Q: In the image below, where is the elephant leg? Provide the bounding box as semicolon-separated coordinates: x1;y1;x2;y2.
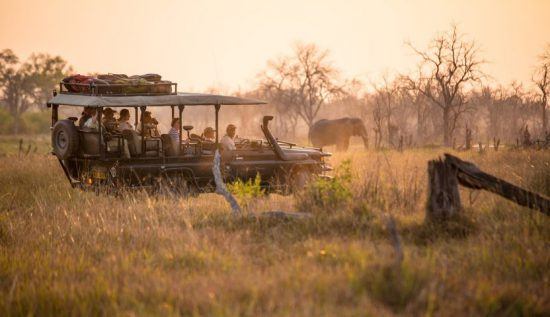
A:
336;138;350;151
342;138;350;151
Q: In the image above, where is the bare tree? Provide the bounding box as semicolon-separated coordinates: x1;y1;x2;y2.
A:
372;74;399;147
0;49;71;133
257;43;343;130
406;25;484;146
533;45;550;134
371;94;384;149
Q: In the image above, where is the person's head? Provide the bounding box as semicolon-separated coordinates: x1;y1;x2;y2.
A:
203;127;215;139
119;109;130;121
226;124;236;138
83;106;96;116
103;107;116;119
171;118;180;128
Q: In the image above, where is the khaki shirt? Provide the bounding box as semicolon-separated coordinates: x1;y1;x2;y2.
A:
220;135;236;151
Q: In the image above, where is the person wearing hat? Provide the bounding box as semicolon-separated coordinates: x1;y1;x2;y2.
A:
102;108;118;131
202;126;216;142
220;124;237;151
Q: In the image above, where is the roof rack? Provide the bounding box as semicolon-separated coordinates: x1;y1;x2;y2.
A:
58;81;177;96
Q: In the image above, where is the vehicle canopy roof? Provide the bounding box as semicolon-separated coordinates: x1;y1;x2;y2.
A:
47;92;267;107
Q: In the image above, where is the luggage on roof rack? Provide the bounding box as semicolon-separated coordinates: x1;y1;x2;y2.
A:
60;73;176;96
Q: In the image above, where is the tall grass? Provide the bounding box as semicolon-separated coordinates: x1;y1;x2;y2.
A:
0;143;549;316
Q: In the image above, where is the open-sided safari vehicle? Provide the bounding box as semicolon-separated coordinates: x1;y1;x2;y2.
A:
46;79;331;194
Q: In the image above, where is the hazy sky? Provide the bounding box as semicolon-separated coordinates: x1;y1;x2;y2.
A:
1;0;549;92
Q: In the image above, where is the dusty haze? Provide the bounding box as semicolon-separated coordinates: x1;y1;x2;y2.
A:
1;0;549;91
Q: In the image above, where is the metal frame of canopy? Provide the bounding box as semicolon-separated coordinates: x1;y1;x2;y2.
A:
47;89;267;158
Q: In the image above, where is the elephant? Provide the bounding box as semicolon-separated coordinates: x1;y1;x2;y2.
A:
308;117;368;151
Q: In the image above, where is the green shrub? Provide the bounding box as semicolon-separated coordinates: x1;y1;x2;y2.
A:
0;108;14;134
228;173;265;207
296;160;353;212
21;110;50;134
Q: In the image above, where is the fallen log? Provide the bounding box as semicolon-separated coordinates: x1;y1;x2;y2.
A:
426;153;550;221
444;154;550;216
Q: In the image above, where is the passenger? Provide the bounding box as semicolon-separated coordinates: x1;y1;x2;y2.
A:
202;127;215;142
137;111;160;137
117;109;133;131
78;106;95;128
83;110;99;130
220;124;237;151
102;108;118;131
168;118;180;144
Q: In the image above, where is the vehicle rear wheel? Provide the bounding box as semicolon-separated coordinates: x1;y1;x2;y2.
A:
157;172;198;198
52;119;79;159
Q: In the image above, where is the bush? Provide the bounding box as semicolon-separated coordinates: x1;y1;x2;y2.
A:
21;111;50;134
296;160;353;212
0;108;14;134
351;262;427;312
0;108;50;135
228;173;265;207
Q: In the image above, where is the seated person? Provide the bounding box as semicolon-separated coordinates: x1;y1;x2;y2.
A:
220;124;237;151
168;118;180;144
102;108;118;131
201;127;216;142
117;109;133;131
83;111;99;130
78;107;96;128
137;111;160;137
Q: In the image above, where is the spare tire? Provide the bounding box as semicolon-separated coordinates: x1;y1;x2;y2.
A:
52;119;79;159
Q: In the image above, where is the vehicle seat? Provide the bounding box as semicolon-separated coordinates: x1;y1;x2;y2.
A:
79;128;100;155
189;133;202;141
121;130;159;157
122;130;140;156
161;134;179;156
144;139;160;157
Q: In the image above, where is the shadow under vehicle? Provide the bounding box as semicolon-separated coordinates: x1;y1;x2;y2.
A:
47;81;331;194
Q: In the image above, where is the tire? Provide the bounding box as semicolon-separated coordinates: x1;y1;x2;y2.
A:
52;119;79;159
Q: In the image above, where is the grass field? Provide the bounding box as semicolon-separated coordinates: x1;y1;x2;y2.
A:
0;136;549;316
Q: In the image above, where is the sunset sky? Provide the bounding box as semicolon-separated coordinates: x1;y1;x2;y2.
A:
1;0;549;92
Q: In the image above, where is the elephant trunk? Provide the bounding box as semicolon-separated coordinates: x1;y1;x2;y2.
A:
356;124;368;149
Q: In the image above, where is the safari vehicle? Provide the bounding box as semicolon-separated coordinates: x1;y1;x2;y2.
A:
46;80;331;194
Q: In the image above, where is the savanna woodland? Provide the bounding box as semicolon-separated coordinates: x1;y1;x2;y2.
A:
1;1;549;316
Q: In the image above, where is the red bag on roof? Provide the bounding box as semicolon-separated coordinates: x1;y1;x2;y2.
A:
62;75;109;93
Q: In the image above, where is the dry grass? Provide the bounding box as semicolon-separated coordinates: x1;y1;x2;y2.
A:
0;139;549;316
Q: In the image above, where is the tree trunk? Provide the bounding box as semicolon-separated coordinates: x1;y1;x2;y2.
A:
426;158;462;222
443;107;451;147
542;97;547;134
12;98;21;135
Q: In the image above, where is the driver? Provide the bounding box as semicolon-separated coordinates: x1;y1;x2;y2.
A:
220;124;237;151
